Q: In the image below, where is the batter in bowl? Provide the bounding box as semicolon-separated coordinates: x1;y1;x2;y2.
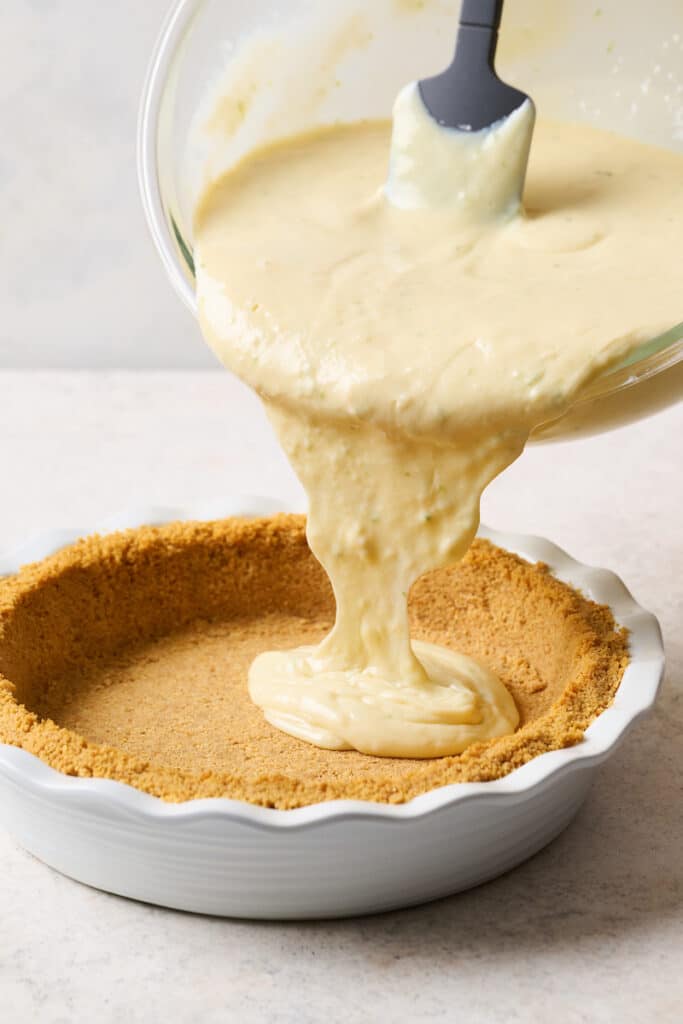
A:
194;94;682;757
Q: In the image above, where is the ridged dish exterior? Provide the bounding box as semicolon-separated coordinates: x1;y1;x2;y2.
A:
0;499;665;919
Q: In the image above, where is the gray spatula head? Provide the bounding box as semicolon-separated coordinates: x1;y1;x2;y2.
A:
419;0;529;131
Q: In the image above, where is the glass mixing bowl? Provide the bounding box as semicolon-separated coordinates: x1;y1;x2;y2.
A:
138;0;683;440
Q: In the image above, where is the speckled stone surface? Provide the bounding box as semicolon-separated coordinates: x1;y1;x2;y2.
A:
1;372;681;1023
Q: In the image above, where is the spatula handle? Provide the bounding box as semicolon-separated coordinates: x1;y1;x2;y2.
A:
454;0;504;76
460;0;504;30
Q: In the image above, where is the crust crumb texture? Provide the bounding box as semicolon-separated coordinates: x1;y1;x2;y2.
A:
0;515;630;809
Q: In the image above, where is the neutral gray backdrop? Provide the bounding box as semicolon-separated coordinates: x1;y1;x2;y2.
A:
2;0;214;368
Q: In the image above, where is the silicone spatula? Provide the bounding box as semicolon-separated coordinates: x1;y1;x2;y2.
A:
419;0;530;131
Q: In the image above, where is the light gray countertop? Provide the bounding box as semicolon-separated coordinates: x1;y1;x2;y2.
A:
2;0;211;370
1;371;681;1023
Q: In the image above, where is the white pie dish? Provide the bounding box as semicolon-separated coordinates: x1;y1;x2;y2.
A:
0;498;664;919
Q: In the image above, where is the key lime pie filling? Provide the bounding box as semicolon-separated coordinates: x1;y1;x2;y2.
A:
194;96;681;759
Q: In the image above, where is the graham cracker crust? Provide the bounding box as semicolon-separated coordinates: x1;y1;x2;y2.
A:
0;515;629;809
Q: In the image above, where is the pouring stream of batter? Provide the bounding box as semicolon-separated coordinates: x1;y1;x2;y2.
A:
194;87;682;757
